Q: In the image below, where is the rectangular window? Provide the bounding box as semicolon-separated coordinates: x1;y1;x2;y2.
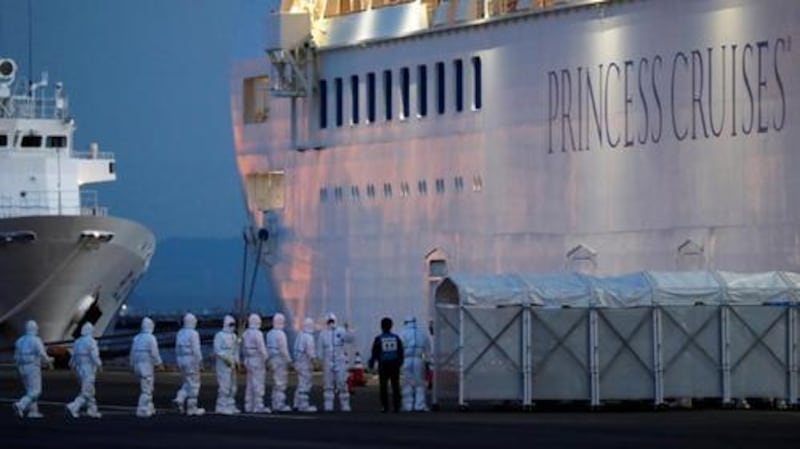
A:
436;62;445;115
335;77;344;127
400;67;410;119
350;75;360;125
46;135;67;148
383;70;393;121
472;56;482;110
0;134;8;147
454;59;464;112
319;79;328;129
417;65;428;117
21;135;42;148
367;72;376;123
243;75;270;124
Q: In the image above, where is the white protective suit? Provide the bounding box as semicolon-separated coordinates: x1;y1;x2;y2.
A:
292;317;317;412
214;315;240;415
129;317;163;417
66;322;103;418
319;313;354;412
174;312;205;416
241;313;270;413
266;313;292;412
13;320;54;418
400;316;432;411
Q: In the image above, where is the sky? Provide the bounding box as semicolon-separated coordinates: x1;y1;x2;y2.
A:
0;0;255;239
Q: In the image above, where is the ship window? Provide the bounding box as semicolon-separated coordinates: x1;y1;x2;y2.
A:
243;75;270;124
0;135;7;147
335;77;344;127
351;185;360;200
418;65;428;118
400;182;410;197
367;184;376;198
454;59;464;112
46;135;67;148
21;134;42;148
350;75;359;125
383;70;393;121
436;62;445;114
383;183;392;197
472;175;483;192
418;180;428;195
472;56;482;110
319;79;328;129
366;72;376;123
334;186;343;200
454;176;464;192
429;259;448;277
435;178;445;194
400;67;410;119
320;187;329;202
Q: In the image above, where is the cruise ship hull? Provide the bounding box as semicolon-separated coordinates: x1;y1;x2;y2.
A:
233;0;800;342
0;215;154;345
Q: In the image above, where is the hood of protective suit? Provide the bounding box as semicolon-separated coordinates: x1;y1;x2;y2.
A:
141;317;155;334
272;313;286;330
25;320;38;336
223;315;236;333
325;312;337;328
302;317;315;333
183;312;198;329
81;322;94;337
248;313;262;329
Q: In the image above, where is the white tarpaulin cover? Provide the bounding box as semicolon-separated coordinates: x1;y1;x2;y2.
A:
436;271;800;308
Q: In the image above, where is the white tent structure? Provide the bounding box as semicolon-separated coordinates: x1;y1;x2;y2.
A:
434;271;800;408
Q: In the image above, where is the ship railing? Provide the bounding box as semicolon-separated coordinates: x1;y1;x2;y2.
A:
72;150;115;161
0;190;107;218
313;0;588;20
0;79;70;120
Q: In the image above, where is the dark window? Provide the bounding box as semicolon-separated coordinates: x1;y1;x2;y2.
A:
335;77;343;127
350;75;359;124
367;184;375;198
21;135;42;148
0;135;7;146
435;178;445;194
454;59;464;112
351;186;360;200
472;57;482;110
320;187;329;202
418;65;428;117
454;176;464;192
46;135;67;148
334;186;343;200
383;183;392;197
367;72;376;123
401;67;410;119
383;70;393;121
436;62;445;115
319;79;328;129
418;180;428;195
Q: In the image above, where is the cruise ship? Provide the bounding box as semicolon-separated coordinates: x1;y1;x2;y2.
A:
0;58;155;346
231;0;799;342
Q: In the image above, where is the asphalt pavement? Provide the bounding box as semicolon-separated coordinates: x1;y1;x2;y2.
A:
1;366;799;449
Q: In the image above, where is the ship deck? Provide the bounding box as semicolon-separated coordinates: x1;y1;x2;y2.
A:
1;366;799;448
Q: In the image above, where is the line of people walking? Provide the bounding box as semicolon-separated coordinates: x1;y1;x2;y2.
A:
12;311;431;419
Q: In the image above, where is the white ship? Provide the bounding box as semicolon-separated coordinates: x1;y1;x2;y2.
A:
231;0;800;342
0;58;155;345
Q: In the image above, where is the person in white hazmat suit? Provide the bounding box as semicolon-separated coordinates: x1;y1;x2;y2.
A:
13;320;54;418
242;313;270;413
129;317;163;418
400;316;432;412
319;313;354;412
266;312;292;412
173;312;205;416
214;315;240;415
293;317;318;412
66;322;103;418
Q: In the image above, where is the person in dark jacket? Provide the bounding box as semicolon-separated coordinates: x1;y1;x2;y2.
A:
369;317;404;413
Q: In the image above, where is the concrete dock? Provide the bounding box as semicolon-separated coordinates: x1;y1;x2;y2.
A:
1;366;799;449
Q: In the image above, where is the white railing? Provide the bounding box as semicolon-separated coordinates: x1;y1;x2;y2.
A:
0;190;107;218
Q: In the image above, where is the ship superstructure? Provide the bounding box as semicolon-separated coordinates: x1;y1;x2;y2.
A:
232;0;800;348
0;58;155;344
